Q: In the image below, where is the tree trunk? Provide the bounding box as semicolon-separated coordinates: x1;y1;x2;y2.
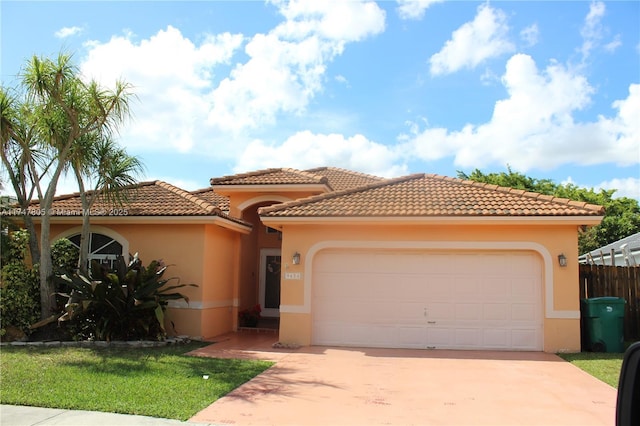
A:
75;169;91;276
24;214;40;266
78;211;91;276
38;212;55;318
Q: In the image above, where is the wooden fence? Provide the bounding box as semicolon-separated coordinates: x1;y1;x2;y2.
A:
579;264;640;341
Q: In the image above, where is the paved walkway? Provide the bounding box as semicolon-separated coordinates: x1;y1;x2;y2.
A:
0;404;213;426
2;331;618;425
188;332;617;426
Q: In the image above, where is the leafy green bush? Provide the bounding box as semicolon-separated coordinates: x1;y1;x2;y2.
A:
56;254;196;341
51;238;79;274
0;230;40;339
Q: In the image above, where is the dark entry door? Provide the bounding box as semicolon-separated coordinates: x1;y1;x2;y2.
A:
260;249;281;317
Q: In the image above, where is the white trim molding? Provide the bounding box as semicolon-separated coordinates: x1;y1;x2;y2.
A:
279;240;579;320
167;299;233;309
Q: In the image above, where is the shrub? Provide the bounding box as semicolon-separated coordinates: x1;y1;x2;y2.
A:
56;254;197;341
0;230;40;339
51;238;79;274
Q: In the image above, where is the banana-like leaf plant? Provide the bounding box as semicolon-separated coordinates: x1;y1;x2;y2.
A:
56;254;196;341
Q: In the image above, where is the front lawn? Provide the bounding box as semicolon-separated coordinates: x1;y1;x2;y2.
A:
558;352;624;388
0;342;273;421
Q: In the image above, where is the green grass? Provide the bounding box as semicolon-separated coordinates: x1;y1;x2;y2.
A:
558;352;624;388
0;342;273;421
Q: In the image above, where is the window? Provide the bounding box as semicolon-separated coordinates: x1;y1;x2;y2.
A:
68;232;123;270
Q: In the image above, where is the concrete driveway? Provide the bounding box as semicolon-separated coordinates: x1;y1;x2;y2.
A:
188;332;616;426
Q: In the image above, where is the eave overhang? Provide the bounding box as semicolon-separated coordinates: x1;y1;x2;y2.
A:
260;215;605;228
30;215;253;234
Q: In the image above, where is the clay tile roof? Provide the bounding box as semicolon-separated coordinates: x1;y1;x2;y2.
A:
26;181;240;218
189;188;230;212
304;167;384;191
209;168;328;186
259;173;605;218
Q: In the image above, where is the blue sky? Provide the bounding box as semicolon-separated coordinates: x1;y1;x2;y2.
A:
1;0;639;199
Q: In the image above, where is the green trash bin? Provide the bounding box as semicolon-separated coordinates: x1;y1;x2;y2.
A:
581;297;626;353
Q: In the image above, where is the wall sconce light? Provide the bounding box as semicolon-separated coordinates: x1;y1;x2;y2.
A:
558;254;567;267
292;252;301;265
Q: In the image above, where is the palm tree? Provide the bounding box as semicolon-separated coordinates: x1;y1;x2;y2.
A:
0;87;45;265
68;133;144;275
19;53;134;319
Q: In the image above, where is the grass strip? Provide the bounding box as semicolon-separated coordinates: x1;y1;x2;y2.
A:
558;352;624;388
0;342;273;420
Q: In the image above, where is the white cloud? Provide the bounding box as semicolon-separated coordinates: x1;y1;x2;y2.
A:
55;26;83;39
75;1;385;163
207;0;385;133
604;34;622;53
402;54;640;171
429;3;514;76
597;177;640;200
578;2;621;61
80;26;244;154
335;74;349;86
234;131;406;178
580;1;606;61
396;0;443;21
520;24;539;47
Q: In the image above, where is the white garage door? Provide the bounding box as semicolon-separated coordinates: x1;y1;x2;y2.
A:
312;250;543;351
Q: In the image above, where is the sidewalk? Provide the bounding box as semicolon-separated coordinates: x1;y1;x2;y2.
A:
0;405;219;426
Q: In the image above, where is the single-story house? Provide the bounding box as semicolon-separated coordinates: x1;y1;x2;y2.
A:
579;232;640;267
29;167;604;352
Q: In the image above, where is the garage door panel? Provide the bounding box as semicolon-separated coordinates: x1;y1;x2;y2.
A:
455;304;482;321
455;328;482;347
426;327;455;347
483;278;510;300
453;277;481;299
397;327;428;349
511;303;538;321
312;250;543;351
483;303;510;321
511;329;540;350
426;303;454;320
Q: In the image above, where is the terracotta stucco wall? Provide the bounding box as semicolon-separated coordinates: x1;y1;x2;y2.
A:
47;222;238;339
274;223;582;353
199;224;240;338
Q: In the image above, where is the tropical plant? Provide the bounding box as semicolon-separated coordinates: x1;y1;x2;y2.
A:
0;87;43;265
2;53;134;319
51;238;79;274
68;133;144;275
56;254;197;341
0;230;40;339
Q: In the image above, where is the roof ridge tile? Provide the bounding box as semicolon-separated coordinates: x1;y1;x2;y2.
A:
210;168;283;185
306;166;384;182
283;168;327;184
258;173;424;215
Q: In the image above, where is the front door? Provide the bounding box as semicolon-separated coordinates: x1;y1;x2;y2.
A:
259;248;281;317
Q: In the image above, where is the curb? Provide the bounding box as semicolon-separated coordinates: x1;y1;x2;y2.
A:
0;335;192;348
